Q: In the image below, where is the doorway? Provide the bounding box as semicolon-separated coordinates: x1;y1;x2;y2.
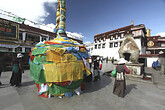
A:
123;53;131;61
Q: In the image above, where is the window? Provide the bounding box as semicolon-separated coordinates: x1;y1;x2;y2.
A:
42;37;47;41
19;33;22;40
25;48;31;53
99;38;101;42
103;37;106;42
95;45;97;49
115;34;118;39
110;36;113;40
26;34;40;43
158;42;161;47
114;42;118;47
98;44;101;49
109;43;113;48
146;51;151;54
15;47;22;52
150;50;154;54
155;50;159;54
121;33;124;38
35;37;40;42
102;43;105;48
8;48;12;51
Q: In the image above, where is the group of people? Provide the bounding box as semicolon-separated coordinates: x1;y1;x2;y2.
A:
88;56;102;81
1;52;130;98
0;53;24;87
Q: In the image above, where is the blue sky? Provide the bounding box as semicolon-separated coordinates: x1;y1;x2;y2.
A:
0;0;165;44
46;0;165;43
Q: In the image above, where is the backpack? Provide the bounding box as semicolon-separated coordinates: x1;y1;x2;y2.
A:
116;65;125;80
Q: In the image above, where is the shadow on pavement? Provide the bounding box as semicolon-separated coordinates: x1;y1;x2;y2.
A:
21;80;35;87
125;84;137;96
84;75;112;93
0;84;10;88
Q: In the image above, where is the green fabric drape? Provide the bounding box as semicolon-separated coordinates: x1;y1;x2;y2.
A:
31;48;47;56
48;79;83;95
30;62;46;83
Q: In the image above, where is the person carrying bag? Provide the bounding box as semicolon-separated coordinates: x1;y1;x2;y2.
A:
113;58;130;98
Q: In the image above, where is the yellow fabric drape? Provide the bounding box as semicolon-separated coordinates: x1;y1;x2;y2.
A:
49;47;66;56
61;54;77;62
44;61;85;82
46;50;61;63
85;67;91;76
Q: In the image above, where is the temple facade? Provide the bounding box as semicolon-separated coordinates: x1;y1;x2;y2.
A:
0;18;55;53
90;24;147;60
139;35;165;67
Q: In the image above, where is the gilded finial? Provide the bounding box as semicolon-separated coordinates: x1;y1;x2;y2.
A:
131;20;133;25
146;28;151;37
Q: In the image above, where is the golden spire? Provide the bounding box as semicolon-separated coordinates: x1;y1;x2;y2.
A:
131;20;134;25
146;28;151;37
96;33;98;35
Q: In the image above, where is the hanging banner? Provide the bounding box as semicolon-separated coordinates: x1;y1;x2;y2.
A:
0;19;19;39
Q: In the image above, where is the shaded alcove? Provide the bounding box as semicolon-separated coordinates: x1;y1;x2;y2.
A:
123;53;131;61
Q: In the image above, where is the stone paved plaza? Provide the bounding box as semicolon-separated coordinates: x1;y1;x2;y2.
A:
0;62;165;110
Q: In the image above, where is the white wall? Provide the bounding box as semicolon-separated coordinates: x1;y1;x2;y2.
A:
147;57;158;67
92;32;145;60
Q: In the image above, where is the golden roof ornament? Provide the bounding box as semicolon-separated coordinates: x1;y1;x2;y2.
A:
131;20;134;25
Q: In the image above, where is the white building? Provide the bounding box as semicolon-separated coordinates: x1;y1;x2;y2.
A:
92;24;147;60
86;43;94;57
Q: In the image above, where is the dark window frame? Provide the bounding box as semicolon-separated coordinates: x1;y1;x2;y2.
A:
109;43;113;48
114;42;118;47
102;43;106;48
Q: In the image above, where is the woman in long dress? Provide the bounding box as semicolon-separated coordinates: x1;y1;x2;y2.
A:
113;58;130;98
10;53;24;87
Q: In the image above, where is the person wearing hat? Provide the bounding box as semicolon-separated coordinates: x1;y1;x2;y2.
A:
113;58;130;98
10;53;24;87
93;56;102;81
89;57;92;69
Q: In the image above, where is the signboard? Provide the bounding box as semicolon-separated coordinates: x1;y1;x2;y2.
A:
147;41;154;47
0;19;18;39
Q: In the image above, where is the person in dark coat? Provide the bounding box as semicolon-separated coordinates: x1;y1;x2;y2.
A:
10;53;24;87
113;58;130;98
89;57;92;69
93;57;102;81
106;56;108;63
0;53;7;85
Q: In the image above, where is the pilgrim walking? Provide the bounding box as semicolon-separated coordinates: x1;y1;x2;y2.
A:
113;58;130;98
0;53;6;86
93;57;102;81
10;53;24;87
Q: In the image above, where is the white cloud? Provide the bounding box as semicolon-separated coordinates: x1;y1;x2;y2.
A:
157;32;165;37
84;41;92;46
0;0;84;36
66;31;84;41
0;0;57;32
40;23;56;32
47;2;57;10
40;18;45;22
